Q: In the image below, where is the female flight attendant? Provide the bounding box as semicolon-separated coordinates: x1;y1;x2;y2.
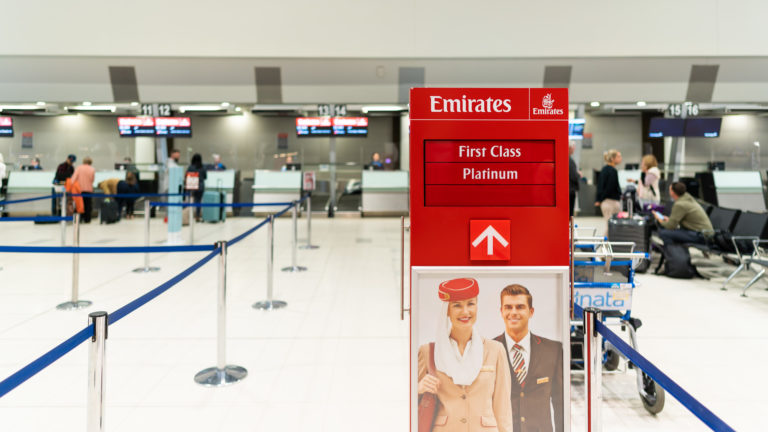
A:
418;278;512;432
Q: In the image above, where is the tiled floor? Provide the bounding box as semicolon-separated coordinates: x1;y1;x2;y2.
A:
0;215;765;431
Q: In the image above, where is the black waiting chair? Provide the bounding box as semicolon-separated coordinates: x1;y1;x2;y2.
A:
708;207;740;233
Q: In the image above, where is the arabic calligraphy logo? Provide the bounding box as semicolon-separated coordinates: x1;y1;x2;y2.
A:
542;93;554;109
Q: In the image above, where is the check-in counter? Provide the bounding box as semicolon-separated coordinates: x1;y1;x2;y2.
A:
5;171;56;215
361;171;409;216
205;170;237;215
713;171;766;212
252;170;302;214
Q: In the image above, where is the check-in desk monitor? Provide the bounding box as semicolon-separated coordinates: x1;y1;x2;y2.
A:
6;171;56;215
713;171;766;212
361;170;409;216
252;170;302;214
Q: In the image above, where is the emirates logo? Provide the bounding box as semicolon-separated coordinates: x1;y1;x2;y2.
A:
542;93;554;109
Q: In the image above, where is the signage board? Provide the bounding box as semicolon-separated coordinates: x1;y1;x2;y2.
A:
303;171;316;191
0;116;13;137
118;117;156;137
409;88;570;432
155;117;192;138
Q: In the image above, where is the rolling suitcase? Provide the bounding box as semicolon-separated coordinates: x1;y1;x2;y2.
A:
607;216;652;273
100;198;120;224
201;191;225;223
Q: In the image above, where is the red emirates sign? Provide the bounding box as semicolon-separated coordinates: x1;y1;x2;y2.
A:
470;220;510;261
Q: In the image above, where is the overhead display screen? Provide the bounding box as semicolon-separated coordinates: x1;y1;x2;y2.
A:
155;117;192;138
332;117;368;136
118;117;156;137
297;117;369;137
296;117;333;136
569;118;584;139
0;116;13;137
685;118;722;137
648;118;685;138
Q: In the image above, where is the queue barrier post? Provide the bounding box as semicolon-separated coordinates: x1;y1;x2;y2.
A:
253;215;287;311
281;202;307;273
60;187;67;247
584;307;603;432
57;213;92;310
194;240;248;386
189;205;195;245
87;311;108;432
133;200;160;273
299;195;319;250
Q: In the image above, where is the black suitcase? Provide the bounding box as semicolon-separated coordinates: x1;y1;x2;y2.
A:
607;216;652;273
100;198;120;224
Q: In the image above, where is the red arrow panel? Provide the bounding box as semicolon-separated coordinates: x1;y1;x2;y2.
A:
470;220;510;260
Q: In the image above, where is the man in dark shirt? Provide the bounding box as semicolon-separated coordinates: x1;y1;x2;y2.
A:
568;144;580;217
52;154;76;214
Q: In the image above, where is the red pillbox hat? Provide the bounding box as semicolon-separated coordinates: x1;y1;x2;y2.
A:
438;278;479;301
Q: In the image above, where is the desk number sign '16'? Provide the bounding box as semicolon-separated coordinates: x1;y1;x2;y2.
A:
409;88;570;432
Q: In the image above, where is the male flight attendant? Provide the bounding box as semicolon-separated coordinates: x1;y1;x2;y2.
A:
495;284;563;432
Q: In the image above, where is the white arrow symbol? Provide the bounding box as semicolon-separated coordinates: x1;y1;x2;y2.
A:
472;225;509;255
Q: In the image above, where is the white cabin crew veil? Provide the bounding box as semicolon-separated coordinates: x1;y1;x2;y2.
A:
433;302;484;386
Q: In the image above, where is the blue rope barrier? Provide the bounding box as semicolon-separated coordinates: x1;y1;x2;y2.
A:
110;248;220;325
0;325;94;398
574;282;634;288
150;201;292;208
0;247;221;399
274;204;294;218
0;195;59;205
574;260;634;267
0;216;73;223
594;320;735;432
0;245;215;254
69;193;186;198
572;303;736;431
228;217;270;247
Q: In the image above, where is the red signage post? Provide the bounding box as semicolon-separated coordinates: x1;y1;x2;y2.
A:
410;88;571;432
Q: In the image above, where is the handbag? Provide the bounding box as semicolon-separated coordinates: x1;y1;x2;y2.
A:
418;343;439;432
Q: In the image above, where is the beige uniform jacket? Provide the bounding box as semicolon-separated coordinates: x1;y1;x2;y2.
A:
418;339;513;432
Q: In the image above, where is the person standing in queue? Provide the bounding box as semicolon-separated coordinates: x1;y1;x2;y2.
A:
495;284;563;432
418;278;512;432
568;144;581;217
116;172;140;219
628;154;661;205
595;149;622;222
70;156;95;223
185;153;207;221
52;154;76;215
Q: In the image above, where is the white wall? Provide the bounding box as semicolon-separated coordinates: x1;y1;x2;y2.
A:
578;114;643;177
2;0;768;58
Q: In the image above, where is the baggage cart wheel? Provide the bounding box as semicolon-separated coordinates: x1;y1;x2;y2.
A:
640;372;665;414
604;347;620;371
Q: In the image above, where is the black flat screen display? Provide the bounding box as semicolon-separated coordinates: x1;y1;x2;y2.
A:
155;117;192;138
118;117;156;137
684;118;722;137
648;118;685;138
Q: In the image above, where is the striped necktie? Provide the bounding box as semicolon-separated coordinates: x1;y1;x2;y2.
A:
511;344;527;385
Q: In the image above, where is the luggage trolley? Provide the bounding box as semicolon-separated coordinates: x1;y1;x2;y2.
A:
570;234;666;415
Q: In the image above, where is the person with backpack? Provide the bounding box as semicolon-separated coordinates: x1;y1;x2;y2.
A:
652;182;712;246
185;153;207;221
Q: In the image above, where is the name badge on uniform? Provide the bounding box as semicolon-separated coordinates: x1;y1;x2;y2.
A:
537;377;549;384
480;365;495;372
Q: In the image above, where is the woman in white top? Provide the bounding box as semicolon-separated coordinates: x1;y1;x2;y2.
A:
629;154;661;204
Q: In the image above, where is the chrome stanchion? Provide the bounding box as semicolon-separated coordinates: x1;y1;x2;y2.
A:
195;241;248;386
282;202;307;272
132;200;160;273
60;187;67;246
299;195;319;250
57;213;92;310
87;311;108;432
188;205;195;245
584;307;603;432
254;215;287;310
